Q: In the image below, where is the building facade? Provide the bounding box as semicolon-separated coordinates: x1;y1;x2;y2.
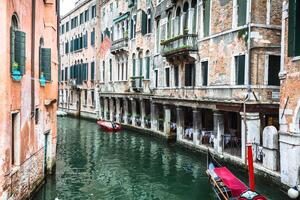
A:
0;0;59;199
59;0;300;188
279;0;300;187
59;0;97;119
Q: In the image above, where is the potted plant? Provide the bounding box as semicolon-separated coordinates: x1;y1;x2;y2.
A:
40;72;46;87
12;61;22;81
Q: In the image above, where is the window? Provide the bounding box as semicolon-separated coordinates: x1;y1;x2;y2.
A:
84;31;88;48
85;9;89;22
66;21;69;32
10;14;26;76
156;19;160;53
91;28;95;46
139;54;143;77
237;0;247;26
109;59;112;81
61;69;64;81
235;55;245;85
40;48;52;81
61;24;65;34
183;2;189;30
92;5;96;18
35;108;39;125
185;64;195;87
165;68;170;87
84;90;87;105
167;12;172;38
110;3;113;11
65;41;69;54
155;70;158;87
203;0;210;37
65;67;68;81
288;0;300;57
132;54;136;76
11;112;20;165
201;61;208;86
91;90;95;106
91;61;95;81
268;55;280;86
141;10;148;35
102;61;105;82
191;0;197;33
80;13;84;24
147;9;152;34
145;53;150;79
174;65;179;87
130;15;137;39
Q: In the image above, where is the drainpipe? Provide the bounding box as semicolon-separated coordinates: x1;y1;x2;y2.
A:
31;0;36;116
57;0;61;109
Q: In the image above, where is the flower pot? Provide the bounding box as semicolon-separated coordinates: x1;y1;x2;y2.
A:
12;69;22;81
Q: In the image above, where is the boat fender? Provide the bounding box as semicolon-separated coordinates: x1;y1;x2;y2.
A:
288;187;299;199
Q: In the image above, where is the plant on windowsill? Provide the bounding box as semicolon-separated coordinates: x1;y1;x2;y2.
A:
40;72;46;87
12;62;22;81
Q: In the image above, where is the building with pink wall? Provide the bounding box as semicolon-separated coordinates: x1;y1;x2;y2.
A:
0;0;59;199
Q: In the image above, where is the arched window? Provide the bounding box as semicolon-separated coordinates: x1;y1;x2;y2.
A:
191;0;197;33
145;50;151;79
167;12;172;38
147;9;152;34
156;19;160;53
138;52;143;77
176;7;181;35
11;13;26;77
109;59;112;81
132;53;136;77
183;2;189;31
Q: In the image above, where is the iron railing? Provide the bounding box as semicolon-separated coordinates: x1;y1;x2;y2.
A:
111;37;128;53
161;34;198;56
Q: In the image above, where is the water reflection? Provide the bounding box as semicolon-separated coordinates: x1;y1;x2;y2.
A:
34;117;287;200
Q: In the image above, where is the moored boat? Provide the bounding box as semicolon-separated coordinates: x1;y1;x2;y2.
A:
206;144;267;200
97;120;122;132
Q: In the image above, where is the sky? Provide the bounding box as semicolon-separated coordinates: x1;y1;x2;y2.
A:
60;0;77;16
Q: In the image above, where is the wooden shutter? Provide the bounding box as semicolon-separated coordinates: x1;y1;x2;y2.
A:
10;28;15;73
203;0;210;37
238;0;247;26
236;55;245;85
41;48;51;81
15;31;26;75
288;0;296;57
141;10;147;35
146;57;150;79
91;62;95;80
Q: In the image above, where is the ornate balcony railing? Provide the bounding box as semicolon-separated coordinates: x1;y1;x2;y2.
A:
111;37;129;54
161;33;198;57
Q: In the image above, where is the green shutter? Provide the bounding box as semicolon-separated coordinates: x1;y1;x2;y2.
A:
91;62;95;80
139;58;143;76
130;19;134;39
288;0;296;57
10;28;15;73
133;59;136;76
41;48;51;81
238;0;247;26
203;0;210;37
146;57;150;79
15;31;26;75
141;10;147;35
236;55;245;85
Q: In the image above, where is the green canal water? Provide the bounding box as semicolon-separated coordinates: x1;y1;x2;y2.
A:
33;117;288;200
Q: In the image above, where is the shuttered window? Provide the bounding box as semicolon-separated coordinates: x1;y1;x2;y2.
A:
85;10;89;22
109;60;112;81
185;64;195;87
141;10;147;35
91;62;95;81
203;0;210;37
40;48;51;81
132;58;136;76
61;69;64;81
146;56;150;79
235;55;245;85
139;57;143;77
238;0;247;26
11;29;26;75
288;0;300;57
91;29;95;46
201;61;208;86
65;67;68;81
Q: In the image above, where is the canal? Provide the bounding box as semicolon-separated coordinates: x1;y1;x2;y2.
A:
33;117;288;200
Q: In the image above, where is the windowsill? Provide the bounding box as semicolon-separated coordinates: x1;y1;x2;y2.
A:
292;56;300;62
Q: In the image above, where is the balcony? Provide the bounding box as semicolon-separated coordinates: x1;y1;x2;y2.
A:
111;37;129;54
130;76;144;92
161;33;198;63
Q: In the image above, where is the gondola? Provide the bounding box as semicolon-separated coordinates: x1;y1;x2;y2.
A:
206;144;267;200
97;120;122;132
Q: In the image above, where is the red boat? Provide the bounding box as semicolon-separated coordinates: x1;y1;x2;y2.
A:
97;120;122;132
206;144;267;200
